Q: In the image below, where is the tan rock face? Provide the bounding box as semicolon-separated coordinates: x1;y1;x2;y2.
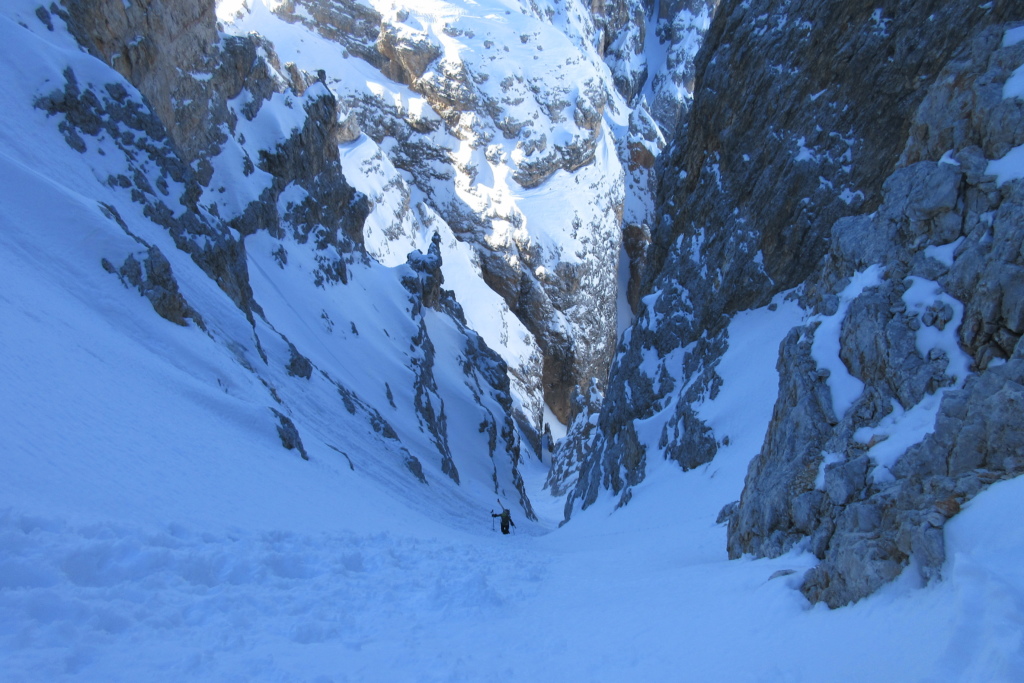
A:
64;0;221;160
60;0;369;301
376;23;442;87
269;0;385;68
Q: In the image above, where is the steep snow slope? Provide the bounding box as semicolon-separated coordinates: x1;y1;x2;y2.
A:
1;0;537;526
5;262;1024;679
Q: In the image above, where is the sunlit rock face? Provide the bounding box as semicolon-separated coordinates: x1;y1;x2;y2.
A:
246;0;626;429
217;0;712;432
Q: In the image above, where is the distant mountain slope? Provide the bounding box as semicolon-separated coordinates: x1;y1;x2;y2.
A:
214;0;712;434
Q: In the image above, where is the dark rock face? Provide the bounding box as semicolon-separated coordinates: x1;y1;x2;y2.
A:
403;233;445;311
725;24;1024;607
649;0;1021;309
546;381;605;500
401;235;457;484
566;0;1024;607
647;0;719;133
396;239;537;518
286;343;314;380
272;409;310;460
590;0;650;103
459;317;539;521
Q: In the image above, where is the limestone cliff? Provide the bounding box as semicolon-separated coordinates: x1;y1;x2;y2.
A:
254;0;625;428
563;0;1024;606
221;0;715;432
726;23;1024;607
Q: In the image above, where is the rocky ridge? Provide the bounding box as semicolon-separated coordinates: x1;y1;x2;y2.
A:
38;0;536;517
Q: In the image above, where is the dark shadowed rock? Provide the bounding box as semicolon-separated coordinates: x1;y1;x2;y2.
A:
727;23;1024;607
102;245;204;328
569;0;1024;524
271;409;309;460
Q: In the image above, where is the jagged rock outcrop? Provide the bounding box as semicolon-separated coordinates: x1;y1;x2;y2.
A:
545;380;605;499
459;314;539;521
53;0;370;321
724;22;1024;607
102;244;204;329
65;0;367;232
271;408;310;460
403;233;445;311
400;237;539;516
257;0;386;70
590;0;650;103
61;0;221;161
567;0;1023;515
34;49;259;318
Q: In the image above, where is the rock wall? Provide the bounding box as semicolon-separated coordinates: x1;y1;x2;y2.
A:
648;0;1020;312
590;0;650;103
564;0;1024;607
726;23;1024;607
63;0;220;161
264;0;627;426
645;0;718;134
58;0;369;322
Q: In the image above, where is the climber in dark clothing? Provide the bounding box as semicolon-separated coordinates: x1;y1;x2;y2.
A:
491;507;515;535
